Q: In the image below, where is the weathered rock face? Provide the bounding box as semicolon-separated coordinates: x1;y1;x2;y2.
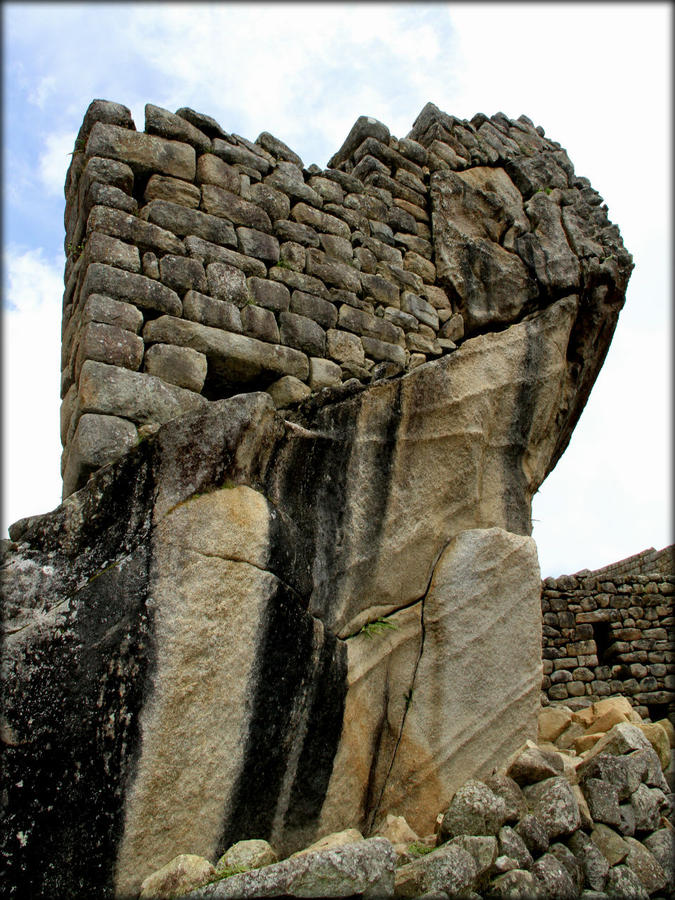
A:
1;103;631;900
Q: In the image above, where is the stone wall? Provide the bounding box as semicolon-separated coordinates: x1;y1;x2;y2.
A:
541;547;674;721
59;98;630;498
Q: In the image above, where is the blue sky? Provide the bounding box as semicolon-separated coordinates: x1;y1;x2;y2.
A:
2;2;672;576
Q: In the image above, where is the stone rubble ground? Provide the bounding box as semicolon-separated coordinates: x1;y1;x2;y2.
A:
139;696;674;900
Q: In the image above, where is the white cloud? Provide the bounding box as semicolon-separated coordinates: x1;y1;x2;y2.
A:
39;130;77;196
28;74;57;108
2;248;64;533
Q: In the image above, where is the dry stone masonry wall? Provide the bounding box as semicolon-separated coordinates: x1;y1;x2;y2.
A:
541;547;674;722
59;99;631;497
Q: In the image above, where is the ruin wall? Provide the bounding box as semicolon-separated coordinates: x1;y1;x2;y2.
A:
541;546;674;720
59;98;627;498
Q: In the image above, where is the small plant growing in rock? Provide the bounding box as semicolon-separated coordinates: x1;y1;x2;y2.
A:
408;841;434;857
359;617;398;639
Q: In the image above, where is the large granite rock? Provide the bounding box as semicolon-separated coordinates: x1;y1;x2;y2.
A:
2;105;632;899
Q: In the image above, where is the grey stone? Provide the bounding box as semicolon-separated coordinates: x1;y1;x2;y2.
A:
319;233;352;262
604;864;649;899
279;241;306;271
182;290;242;333
145;104;211;153
630;783;664;832
360;335;406;366
249;182;291;222
578;753;641;801
484;775;528;823
159;255;207;295
265;164;323;207
62;412;138;495
142;251;159;279
290;291;338;329
86;121;195;180
241;305;280;343
248;277;290;312
279;310;326;357
82;294;144;334
514;814;549;857
498;826;533;870
175;107;229;140
292;203;350;239
328;115;390;168
628;746;670;792
143;315;309;383
338;304;403;345
549;843;584;895
196;154;241;194
440;313;465;342
305;248;361;293
206;262;249;307
78;359;207;428
582;777;622;827
83;231;140;273
326;329;365;365
506;745;564;786
185;236;266;278
142;198;238;247
269;266;329;297
84;182;138;216
274;219;321;247
439;779;508;840
395;844;477;898
308;357;342;390
568;830;609;892
642;828;674;888
81;262;182;316
618;803;636;836
522;777;580;839
256;131;303;168
487;868;537;898
236;226;279;263
87;204;185;255
530;853;577;900
144;174;201;209
143;344;208;393
200;184;272;231
623;835;667;895
447;834;498;884
216;839;278;873
212;137;272;175
75;322;144;379
266;375;311;408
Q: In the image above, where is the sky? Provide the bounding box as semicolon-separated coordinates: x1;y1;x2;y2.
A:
1;2;671;577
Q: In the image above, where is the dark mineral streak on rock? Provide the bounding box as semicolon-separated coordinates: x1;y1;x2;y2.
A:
1;544;155;900
219;579;346;851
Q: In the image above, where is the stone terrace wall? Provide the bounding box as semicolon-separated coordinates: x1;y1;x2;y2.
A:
541;546;674;721
59;99;630;497
578;545;674;580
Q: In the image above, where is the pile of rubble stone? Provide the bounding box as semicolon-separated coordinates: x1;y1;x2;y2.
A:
137;697;674;899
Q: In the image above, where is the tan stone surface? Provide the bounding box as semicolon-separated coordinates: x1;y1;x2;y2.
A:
290;828;364;858
115;488;274;897
139;853;215;900
319;527;541;839
635;722;671;771
538;706;573;743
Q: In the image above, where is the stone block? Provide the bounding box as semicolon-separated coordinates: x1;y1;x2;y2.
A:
308;357;342;390
82;294;144;334
206;262;249;307
319;233;352;262
86;122;195;180
291;203;350;239
401;291;440;329
143;315;309;382
143;344;207;393
144;104;211;152
247;277;290;312
279;311;326;357
159;255;207;295
200;184;272;232
274;219;320;248
266;375;311;407
290;291;338;330
83;231;141;273
361;335;406;366
265;165;323;207
76;322;144;380
212;137;271;174
326;329;365;365
87;205;185;256
241;305;280;343
81;263;182;316
236;226;279;263
338;304;403;345
305;248;361;293
182;290;242;333
279;241;305;271
184;236;266;277
249;182;291;222
144;174;201;209
269;266;328;296
196;154;240;193
142;199;238;248
62;412;138;496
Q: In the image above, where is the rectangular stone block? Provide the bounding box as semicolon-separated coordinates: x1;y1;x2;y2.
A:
269;267;329;297
159;255;207;295
247;277;290;312
305;248;361;294
274;219;320;248
83;231;140;273
182;290;242;333
144;104;211;152
291;203;350;239
82;294;144;334
290;291;338;330
86;122;196;181
338;304;404;345
81;263;182;316
184;236;266;278
143;315;309;383
361;273;400;307
326;329;365;365
62;412;138;497
279;311;326;357
361;335;406;366
236;226;279;263
75;322;144;380
78;359;207;425
196;154;241;193
212;138;271;174
201;184;272;232
141;199;238;247
143;343;207;393
144;174;201;209
241;305;280;343
87;205;184;256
